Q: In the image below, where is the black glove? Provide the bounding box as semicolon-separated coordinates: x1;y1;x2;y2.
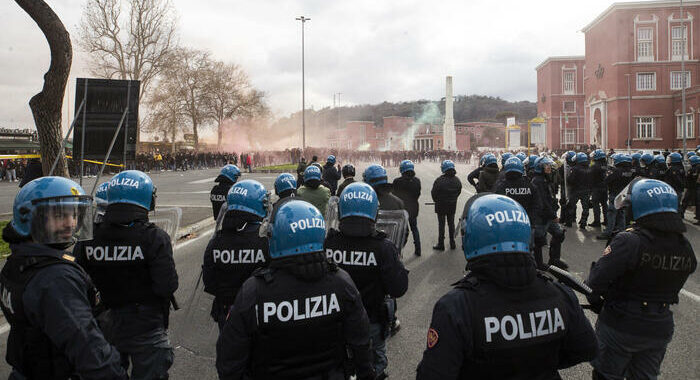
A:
586;293;604;314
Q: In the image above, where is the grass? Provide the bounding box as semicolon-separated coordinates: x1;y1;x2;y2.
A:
0;221;9;259
253;163;297;172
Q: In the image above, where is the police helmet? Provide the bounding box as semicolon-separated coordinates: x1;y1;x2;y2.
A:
303;165;322;182
274;173;297;195
668;152;682;164
338;182;378;221
564;151;576;164
341;164;356;178
218;164;241;183
107;170;156;211
654;154;665;164
95;181;109;203
363;164;388;186
503;157;524;175
327;155;336;164
483;154;498;167
689;156;700;166
479;155;487;166
613;154;632;166
501;152;513;166
631;152;642;163
441;160;455;173
460;194;531;260
591;149;606;161
576;152;589;164
640;153;654;166
687;151;696;158
268;200;326;258
615;178;678;220
525;155;538;168
11;176;94;244
226;179;269;218
399;160;415;174
534;156;554;174
515;152;527;162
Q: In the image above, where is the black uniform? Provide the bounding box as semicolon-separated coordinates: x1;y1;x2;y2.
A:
336;177;355;196
681;164;699;216
296;160;307;187
664;163;686;207
602;163;634;236
431;170;462;248
589;160;608;226
392;172;422;253
375;185;405;211
211;176;235;219
648;163;666;180
476;165;499;193
215;252;375;380
74;204;178;379
417;252;597;379
0;241;127;380
531;172;565;268
493;172;542;224
466;166;482;190
203;215;268;330
323;162;342;196
587;223;696;379
566;163;591;227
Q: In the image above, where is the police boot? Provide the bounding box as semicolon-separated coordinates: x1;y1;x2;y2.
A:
449;239;456;250
433;242;445;251
589;220;601;227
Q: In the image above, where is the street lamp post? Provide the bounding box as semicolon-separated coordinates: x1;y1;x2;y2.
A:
296;16;310;149
680;0;687;155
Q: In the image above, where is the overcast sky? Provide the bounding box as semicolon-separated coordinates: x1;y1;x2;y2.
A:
1;0;620;132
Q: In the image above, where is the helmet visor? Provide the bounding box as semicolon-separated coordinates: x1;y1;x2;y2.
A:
31;196;94;244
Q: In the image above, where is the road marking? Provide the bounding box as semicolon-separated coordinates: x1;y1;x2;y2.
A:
188;177;217;184
680;289;700;304
175;228;215;254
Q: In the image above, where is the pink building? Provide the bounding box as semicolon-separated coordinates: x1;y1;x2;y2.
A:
537;1;700;150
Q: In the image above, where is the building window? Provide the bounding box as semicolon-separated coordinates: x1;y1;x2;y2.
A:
636;72;656;91
671;25;688;61
670;71;691;90
562;70;575;94
562;101;576;113
637;27;653;61
676;114;694;138
636;117;656;139
563;129;576;144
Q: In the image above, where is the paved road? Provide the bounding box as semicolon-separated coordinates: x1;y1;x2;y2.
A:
0;163;698;379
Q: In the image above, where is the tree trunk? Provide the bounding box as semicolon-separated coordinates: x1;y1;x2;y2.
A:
192;120;199;152
217;118;223;151
15;0;72;178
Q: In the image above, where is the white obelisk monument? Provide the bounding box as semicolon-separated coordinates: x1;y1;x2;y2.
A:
443;76;457;151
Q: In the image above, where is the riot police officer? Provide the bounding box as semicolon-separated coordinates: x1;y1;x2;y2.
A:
0;177;127;379
638;153;654;178
324;182;409;378
587;179;697;380
75;170;178;380
631;152;642;177
363;164;405;211
476;154;499;193
392;159;422;256
596;154;635;240
493;157;541;222
297;165;331;215
589;150;608;227
273;173;297;207
211;164;241;219
337;163;356;196
466;154;487;191
416;194;597;379
216;200;375;380
203;180;269;330
296;157;307;187
567;152;592;229
560;151;577;223
524;154;538;178
664;152;685;209
649;155;667;179
322;155;342;196
531;157;567;270
430;160;462;250
684;155;700;223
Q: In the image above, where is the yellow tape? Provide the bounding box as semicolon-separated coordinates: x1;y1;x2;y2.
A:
0;154;124;168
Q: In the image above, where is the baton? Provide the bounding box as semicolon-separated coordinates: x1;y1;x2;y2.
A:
546;265;592;296
425;202;435;205
170;295;180;311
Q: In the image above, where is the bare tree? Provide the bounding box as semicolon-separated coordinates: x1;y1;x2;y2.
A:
145;80;187;153
203;61;268;150
78;0;177;141
15;0;72;177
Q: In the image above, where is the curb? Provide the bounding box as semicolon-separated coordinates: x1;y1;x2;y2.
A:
176;217;216;242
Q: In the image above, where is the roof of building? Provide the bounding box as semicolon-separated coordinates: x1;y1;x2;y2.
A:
535;56;586;71
582;0;700;33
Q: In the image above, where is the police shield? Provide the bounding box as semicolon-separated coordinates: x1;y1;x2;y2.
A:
376;209;409;253
215;201;229;232
325;196;340;234
149;207;183;243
